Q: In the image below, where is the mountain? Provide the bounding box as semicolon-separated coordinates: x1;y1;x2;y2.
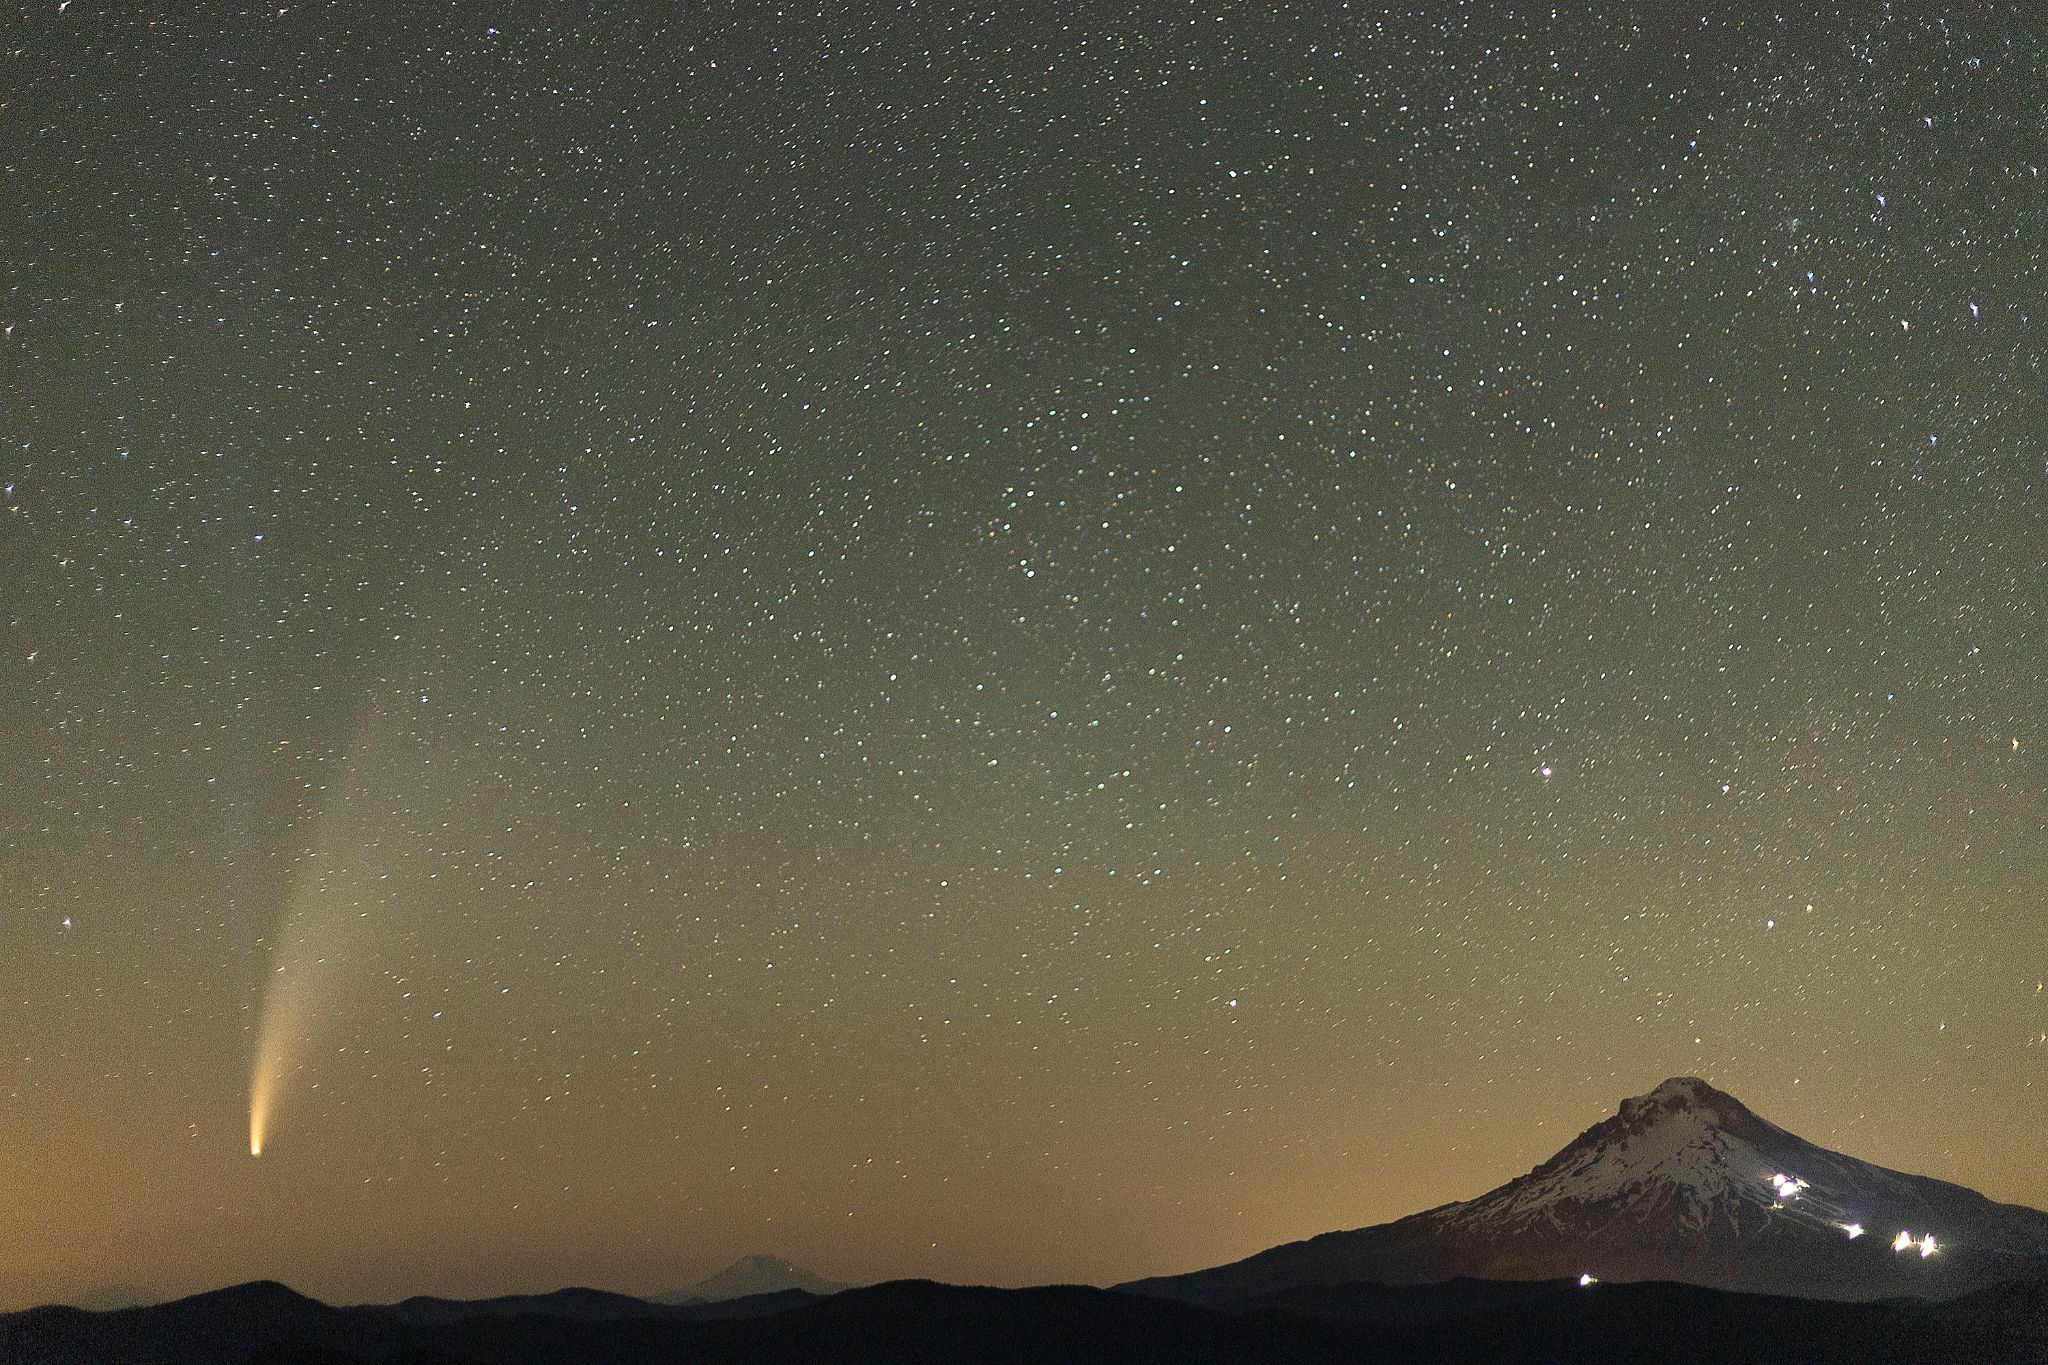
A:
0;1281;410;1365
60;1286;159;1312
378;1283;822;1326
6;1275;2048;1365
380;1285;692;1325
651;1253;851;1304
1120;1076;2048;1304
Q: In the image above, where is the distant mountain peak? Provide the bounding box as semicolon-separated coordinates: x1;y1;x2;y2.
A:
727;1253;807;1272
653;1254;851;1305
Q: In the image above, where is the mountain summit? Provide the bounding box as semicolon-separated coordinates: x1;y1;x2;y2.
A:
1121;1077;2048;1303
653;1254;851;1305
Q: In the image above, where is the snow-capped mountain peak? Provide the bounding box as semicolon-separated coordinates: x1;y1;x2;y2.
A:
1439;1075;1802;1235
652;1254;851;1305
1119;1075;2048;1303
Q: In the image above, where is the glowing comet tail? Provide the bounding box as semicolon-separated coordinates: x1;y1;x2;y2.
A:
250;962;311;1158
246;733;392;1159
249;1034;283;1158
250;882;360;1158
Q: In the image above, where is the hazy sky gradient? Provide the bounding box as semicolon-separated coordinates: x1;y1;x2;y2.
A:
3;0;2042;1309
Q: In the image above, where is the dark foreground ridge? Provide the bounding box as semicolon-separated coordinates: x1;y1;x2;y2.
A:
4;1273;2048;1365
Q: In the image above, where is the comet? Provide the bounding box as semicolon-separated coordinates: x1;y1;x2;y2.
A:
246;717;399;1159
249;927;328;1160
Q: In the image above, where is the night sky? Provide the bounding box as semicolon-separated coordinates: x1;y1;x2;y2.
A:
4;1;2044;1311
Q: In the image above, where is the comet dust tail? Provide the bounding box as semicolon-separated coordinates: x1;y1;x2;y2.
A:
246;716;403;1160
249;1079;269;1156
249;957;309;1160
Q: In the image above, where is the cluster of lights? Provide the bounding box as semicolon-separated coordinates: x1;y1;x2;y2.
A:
1771;1175;1938;1258
1767;1171;1811;1208
1892;1230;1938;1258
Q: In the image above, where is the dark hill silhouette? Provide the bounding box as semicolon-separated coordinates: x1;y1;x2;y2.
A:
4;1273;2047;1364
380;1288;660;1326
376;1285;809;1326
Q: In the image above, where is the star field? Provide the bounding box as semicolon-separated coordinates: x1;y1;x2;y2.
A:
2;1;2042;1309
